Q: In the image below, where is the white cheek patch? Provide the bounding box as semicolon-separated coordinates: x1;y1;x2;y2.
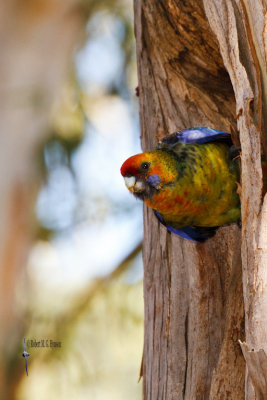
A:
134;180;145;192
124;176;136;189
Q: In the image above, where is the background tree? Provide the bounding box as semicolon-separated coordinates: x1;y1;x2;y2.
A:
0;1;143;399
134;0;267;398
0;2;88;397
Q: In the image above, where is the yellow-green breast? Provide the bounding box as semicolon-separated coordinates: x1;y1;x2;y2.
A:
145;143;240;228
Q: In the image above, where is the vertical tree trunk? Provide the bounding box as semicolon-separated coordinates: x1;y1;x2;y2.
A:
134;1;267;398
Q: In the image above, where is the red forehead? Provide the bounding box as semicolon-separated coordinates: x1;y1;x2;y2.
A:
120;153;146;176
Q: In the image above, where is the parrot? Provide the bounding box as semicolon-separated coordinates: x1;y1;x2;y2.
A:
120;127;241;242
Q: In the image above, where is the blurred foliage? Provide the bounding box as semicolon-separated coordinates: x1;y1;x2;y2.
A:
36;0;138;239
14;1;143;400
51;79;85;149
18;243;143;400
20;281;143;400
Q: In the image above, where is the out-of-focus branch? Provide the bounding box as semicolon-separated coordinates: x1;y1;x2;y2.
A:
51;240;142;339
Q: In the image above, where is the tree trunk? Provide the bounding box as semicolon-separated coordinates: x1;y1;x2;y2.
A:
134;0;267;398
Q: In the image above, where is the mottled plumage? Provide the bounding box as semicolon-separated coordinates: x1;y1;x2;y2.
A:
121;127;240;242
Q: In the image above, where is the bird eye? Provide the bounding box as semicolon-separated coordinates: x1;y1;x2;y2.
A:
140;162;150;171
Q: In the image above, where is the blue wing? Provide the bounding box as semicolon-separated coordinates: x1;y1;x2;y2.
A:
154;210;217;242
154;127;229;241
159;127;232;146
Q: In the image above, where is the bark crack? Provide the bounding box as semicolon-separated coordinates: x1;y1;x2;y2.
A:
183;310;189;398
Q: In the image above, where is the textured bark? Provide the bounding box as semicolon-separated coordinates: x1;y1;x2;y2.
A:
135;0;267;398
204;1;267;398
240;341;267;400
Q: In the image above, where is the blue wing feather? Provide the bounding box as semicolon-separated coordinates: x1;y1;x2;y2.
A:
154;210;217;242
159;127;232;146
154;127;227;241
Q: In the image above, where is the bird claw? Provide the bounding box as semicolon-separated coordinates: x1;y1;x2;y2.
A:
230;145;241;160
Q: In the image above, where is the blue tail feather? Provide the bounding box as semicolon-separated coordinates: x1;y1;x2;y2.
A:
154;210;217;242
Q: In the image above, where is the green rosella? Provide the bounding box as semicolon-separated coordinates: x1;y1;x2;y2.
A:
120;127;240;242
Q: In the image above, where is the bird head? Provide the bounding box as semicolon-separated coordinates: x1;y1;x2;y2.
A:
120;151;177;200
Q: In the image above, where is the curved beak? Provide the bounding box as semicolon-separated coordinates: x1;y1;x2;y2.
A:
124;176;145;193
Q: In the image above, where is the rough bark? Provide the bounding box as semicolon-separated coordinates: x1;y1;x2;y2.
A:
204;1;267;398
135;0;267;398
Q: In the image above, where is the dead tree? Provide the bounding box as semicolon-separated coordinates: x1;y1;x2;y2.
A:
134;1;267;398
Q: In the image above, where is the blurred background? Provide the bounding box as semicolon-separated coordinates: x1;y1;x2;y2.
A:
0;1;143;399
